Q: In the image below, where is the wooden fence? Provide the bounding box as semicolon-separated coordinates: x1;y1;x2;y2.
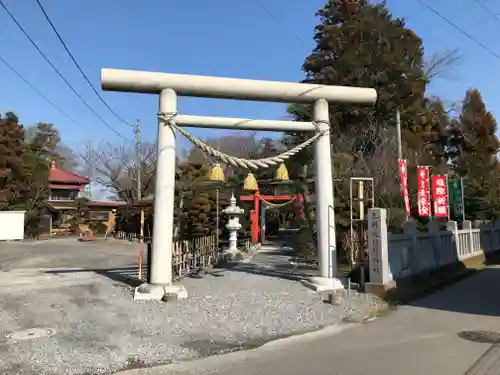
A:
114;230;144;242
114;231;253;280
172;235;221;279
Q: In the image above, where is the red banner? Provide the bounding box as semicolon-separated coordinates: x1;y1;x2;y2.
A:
417;167;430;217
399;159;410;217
432;175;449;218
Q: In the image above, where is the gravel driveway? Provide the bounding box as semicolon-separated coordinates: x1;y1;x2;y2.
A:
0;239;385;375
0;237;138;272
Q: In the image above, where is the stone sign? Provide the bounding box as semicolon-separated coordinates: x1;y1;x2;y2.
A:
367;208;390;284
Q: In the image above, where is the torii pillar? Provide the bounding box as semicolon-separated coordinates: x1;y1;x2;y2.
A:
101;68;377;299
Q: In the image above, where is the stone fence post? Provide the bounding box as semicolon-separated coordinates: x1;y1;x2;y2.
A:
481;220;493;253
428;220;442;269
462;220;473;256
494;221;500;252
446;220;459;262
403;221;418;275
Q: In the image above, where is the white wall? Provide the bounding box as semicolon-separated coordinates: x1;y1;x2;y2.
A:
0;211;25;240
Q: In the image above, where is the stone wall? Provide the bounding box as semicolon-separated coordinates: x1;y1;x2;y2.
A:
365;208;500;300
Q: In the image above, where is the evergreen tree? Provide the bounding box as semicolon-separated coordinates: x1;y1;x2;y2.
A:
22;122;66;226
286;0;427;145
0;113;69;236
0;113;26;209
282;0;434;249
444;118;464;171
25;122;76;169
405;97;450;171
456;89;500;219
188;190;212;236
177;161;218;237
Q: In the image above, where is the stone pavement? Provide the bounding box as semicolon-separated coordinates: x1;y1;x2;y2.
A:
119;265;500;375
230;244;320;280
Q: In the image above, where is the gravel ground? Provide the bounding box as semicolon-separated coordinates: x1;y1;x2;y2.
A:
0;241;386;375
0;238;138;272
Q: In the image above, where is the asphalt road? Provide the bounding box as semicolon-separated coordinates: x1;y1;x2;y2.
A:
119;266;500;375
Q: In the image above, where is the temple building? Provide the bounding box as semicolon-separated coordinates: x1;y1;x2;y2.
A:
44;161;124;235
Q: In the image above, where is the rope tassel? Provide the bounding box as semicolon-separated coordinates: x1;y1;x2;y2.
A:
210;163;225;181
275;163;289;181
243;172;259;191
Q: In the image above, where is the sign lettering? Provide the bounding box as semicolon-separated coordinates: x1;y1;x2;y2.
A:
432;175;449;218
417;167;430;217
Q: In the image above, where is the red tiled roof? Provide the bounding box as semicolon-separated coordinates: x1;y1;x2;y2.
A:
48;166;89;184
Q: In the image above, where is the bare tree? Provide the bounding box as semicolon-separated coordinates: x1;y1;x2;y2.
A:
328;118;413;239
187;132;261;176
424;48;462;82
88;141;157;202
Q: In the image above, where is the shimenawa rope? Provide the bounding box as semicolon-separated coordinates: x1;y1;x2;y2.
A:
158;112;330;171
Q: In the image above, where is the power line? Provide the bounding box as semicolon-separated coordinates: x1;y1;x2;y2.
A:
0;53;87;133
252;0;308;46
0;0;131;142
0;53;101;171
34;0;134;128
473;0;500;27
414;0;500;61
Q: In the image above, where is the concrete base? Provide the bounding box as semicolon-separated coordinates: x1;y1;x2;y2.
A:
223;249;243;261
133;283;188;302
365;281;396;299
326;289;346;305
301;276;344;292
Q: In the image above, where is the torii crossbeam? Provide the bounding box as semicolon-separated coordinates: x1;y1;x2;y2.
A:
101;68;377;300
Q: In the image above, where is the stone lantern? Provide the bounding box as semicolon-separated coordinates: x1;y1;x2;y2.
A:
222;193;244;259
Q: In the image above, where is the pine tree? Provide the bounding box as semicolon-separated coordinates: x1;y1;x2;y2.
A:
456;89;500;219
444;118;464;171
177;161;217;237
282;0;433;247
406;97;451;171
0;113;26;209
187;191;212;236
0;113;69;235
26;122;63;163
286;0;427;143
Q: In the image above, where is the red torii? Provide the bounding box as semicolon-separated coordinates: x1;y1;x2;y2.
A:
240;190;304;244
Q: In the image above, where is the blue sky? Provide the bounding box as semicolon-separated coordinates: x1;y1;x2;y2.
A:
1;0;500;158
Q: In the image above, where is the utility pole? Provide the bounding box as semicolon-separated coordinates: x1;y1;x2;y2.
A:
134;119;141;202
396;109;402;159
134;119;144;280
85;137;92;200
396;109;408;222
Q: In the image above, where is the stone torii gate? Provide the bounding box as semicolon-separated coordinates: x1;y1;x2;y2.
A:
101;68;377;300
